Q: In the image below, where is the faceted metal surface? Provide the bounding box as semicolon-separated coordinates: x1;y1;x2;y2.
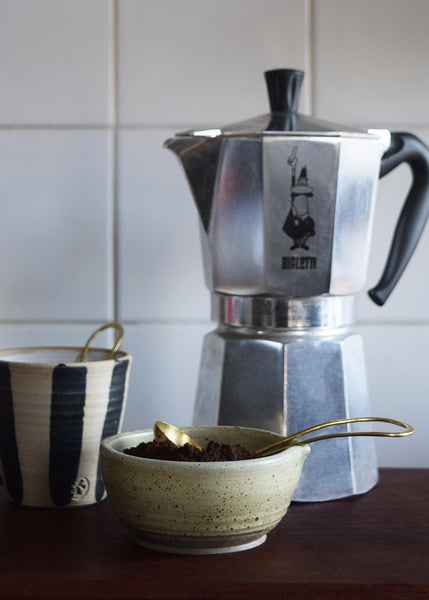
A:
166;132;388;298
193;304;378;501
212;293;355;329
165;98;387;502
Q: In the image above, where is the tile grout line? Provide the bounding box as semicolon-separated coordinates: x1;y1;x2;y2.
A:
307;0;314;115
112;0;119;323
2;122;429;131
0;319;428;327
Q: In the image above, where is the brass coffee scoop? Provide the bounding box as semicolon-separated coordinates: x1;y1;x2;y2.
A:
154;417;414;458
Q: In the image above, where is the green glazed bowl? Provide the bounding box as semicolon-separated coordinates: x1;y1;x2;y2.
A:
100;426;310;555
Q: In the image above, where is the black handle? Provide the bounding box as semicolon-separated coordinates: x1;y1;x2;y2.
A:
368;132;429;305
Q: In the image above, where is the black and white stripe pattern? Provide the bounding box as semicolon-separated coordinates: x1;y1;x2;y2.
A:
0;349;131;507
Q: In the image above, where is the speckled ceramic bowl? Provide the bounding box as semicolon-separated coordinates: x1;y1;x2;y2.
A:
100;426;310;554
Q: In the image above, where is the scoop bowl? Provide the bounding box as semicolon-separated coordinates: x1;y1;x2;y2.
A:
100;426;310;555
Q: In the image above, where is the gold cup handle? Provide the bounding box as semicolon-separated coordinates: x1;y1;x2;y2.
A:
79;322;124;362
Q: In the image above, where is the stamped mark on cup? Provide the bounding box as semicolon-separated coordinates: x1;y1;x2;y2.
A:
71;476;90;502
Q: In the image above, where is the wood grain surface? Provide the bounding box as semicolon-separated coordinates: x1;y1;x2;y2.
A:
0;468;428;600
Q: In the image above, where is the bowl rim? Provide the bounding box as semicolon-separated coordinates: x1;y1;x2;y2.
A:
100;426;310;469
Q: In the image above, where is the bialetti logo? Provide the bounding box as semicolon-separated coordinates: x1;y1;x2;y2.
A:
282;256;317;270
281;146;317;270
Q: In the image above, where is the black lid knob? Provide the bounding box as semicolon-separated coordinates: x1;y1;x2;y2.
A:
264;69;304;113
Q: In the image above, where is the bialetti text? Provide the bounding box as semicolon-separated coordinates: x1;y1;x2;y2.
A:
282;256;317;270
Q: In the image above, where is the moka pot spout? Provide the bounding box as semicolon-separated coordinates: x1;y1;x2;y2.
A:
164;135;223;233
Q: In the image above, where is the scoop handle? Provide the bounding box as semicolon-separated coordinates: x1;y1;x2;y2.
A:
259;417;414;457
368;132;429;306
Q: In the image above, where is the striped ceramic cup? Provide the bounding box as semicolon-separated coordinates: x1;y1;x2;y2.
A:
0;347;132;507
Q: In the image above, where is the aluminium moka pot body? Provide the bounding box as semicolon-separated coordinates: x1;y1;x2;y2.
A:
164;69;429;501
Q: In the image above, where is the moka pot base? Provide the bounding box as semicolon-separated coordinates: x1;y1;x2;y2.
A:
193;294;379;502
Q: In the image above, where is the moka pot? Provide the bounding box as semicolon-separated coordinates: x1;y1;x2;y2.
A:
164;69;429;501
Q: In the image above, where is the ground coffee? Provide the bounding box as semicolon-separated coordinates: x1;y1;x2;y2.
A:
123;439;261;462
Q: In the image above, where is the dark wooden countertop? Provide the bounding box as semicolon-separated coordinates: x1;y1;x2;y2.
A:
0;468;428;600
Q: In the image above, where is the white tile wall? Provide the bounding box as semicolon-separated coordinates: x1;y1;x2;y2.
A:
116;129;209;321
0;0;428;468
0;130;114;320
358;323;429;468
0;323;115;352
0;0;113;124
313;0;429;127
117;0;311;125
121;323;212;432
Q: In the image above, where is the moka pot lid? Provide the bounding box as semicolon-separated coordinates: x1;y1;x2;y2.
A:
179;69;385;141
